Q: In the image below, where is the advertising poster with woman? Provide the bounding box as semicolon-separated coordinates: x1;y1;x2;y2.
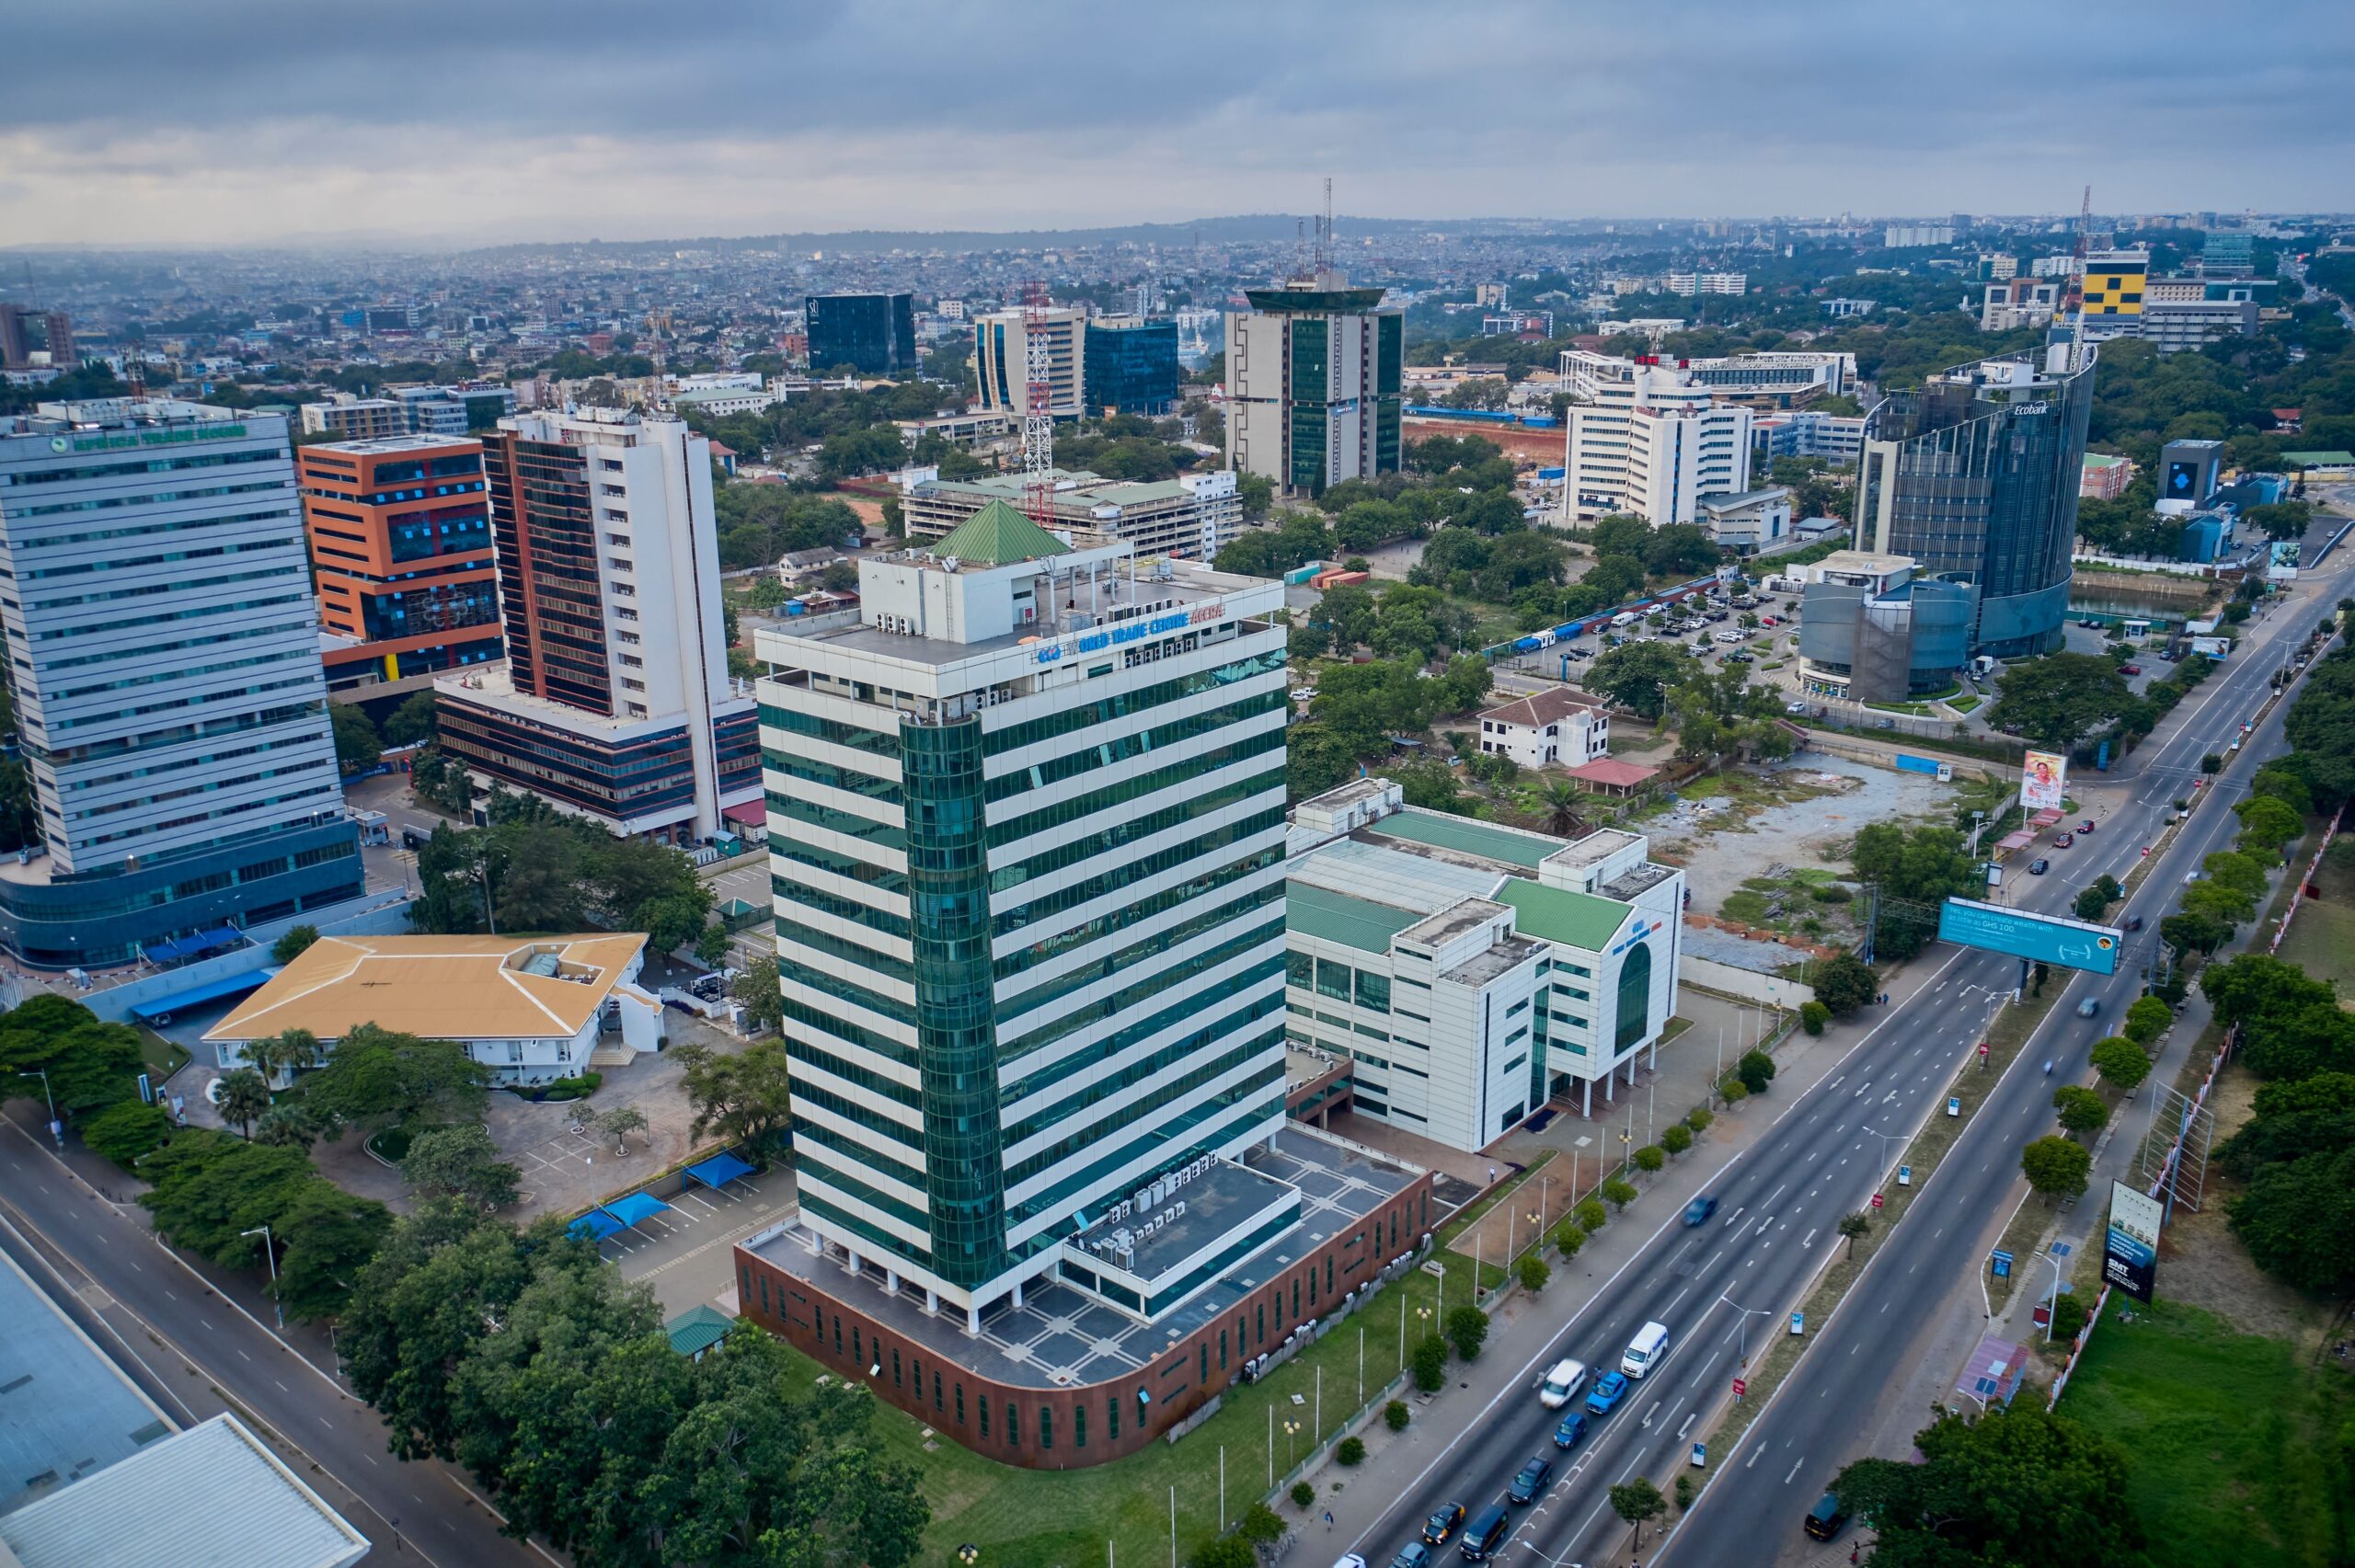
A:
2021;750;2066;813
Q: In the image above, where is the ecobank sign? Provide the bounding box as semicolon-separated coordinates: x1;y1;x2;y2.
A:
1033;601;1225;664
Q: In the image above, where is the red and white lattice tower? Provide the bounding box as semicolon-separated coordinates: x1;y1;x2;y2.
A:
1021;280;1055;526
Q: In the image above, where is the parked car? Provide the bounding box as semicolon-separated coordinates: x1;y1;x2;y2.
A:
1585;1371;1630;1415
1552;1412;1591;1450
1423;1504;1466;1546
2028;857;2051;875
1786;700;1808;715
1538;1358;1588;1409
1804;1491;1852;1541
2120;663;2142;676
1683;1196;1718;1227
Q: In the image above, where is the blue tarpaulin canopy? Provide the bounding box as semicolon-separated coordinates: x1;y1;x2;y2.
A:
129;966;281;1024
569;1209;626;1242
684;1151;756;1192
602;1191;672;1229
142;925;247;964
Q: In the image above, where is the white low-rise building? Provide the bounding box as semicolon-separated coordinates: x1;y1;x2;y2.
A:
204;933;662;1086
1697;486;1795;555
1284;783;1685;1150
1476;688;1610;770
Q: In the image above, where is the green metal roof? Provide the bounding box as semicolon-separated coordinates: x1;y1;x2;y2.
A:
665;1304;736;1358
1286;882;1422;955
1366;808;1557;871
1495;878;1632;955
925;498;1071;565
2280;450;2355;466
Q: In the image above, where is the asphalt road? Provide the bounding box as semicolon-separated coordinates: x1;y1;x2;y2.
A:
1345;557;2352;1568
0;1111;556;1568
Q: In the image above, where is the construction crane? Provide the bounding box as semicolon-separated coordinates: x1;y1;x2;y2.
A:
2055;185;2093;359
1020;279;1055;526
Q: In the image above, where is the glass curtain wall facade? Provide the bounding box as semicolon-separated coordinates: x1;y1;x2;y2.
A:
1082;319;1180;417
1856;348;2096;658
805;292;917;375
758;582;1291;1321
483;431;613;713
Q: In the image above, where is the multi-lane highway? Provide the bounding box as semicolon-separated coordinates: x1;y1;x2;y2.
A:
1345;554;2352;1568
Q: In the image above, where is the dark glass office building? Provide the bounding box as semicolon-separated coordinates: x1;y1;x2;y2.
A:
805;292;917;375
1082;317;1180;417
1856;346;2097;658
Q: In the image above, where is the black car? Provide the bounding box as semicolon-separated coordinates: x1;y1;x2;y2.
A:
1507;1456;1553;1505
1803;1490;1850;1540
2028;857;2050;875
1458;1505;1511;1562
2122;914;2144;932
1423;1504;1466;1546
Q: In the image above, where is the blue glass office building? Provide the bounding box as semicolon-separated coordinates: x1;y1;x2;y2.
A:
1082;318;1180;417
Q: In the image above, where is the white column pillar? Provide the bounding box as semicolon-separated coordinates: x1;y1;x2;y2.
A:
886;1269;901;1294
925;1288;939;1315
844;1247;862;1277
1011;1278;1025;1310
966;1303;982;1334
1582;1077;1591;1116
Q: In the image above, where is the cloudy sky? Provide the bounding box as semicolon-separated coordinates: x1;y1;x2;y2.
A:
4;0;2349;248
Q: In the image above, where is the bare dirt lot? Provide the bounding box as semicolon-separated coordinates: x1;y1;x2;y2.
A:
1649;755;1959;915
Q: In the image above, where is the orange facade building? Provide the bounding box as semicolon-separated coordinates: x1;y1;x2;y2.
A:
297;435;504;693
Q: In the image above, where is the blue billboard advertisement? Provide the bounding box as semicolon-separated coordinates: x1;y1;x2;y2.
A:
1936;898;2122;975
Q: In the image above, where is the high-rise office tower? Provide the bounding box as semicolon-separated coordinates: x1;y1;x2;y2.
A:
972;305;1085;418
434;409;757;842
0;403;361;967
297;435;504;694
0;305;74;371
1224;277;1403;498
805;292;918;375
751;504;1291;1328
1558;352;1752;525
1856;346;2097;658
1080;315;1180;417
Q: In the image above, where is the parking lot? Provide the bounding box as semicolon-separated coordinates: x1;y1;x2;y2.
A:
602;1157;799;1316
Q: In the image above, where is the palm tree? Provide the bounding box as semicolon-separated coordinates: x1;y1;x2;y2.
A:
214;1068;272;1139
1540;779;1586;837
1838;1211;1873;1260
246;1028;320;1091
252;1103;323;1151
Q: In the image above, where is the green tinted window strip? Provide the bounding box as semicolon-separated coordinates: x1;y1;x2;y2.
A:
772;837;910;895
794;1120;926;1191
1005;1079;1283;1230
985;726;1286;850
796;1147;931;1230
981;647;1284;758
759;703;900;758
1000;977;1284;1129
773;876;913;941
799;1192;932;1273
764;789;906;849
775;914;913;984
997;919;1283;1066
787;1040;921;1110
786;1080;923;1152
992;849;1281;986
765;751;899;803
1005;1028;1281;1182
989;769;1284;896
996;880;1282;1017
983;689;1286;804
781;991;914;1060
991;811;1285;939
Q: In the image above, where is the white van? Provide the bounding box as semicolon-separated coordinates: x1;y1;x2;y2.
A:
1623;1321;1671;1379
1609;611;1639;629
1713;629;1745;646
1538;1357;1589;1408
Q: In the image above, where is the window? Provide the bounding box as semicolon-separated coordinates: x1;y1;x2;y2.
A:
1354;970;1390;1012
1219;1328;1227;1371
1074;1402;1086;1448
956;1383;965;1425
1040;1406;1052;1450
1315;957;1351;1002
1108;1395;1119;1439
1614;943;1653;1050
979;1395;989;1439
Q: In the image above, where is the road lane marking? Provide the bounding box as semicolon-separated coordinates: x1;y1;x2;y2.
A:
1786;1459;1804;1484
1799;1229;1817;1249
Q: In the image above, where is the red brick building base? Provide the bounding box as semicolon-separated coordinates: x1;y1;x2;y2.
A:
734;1176;1433;1470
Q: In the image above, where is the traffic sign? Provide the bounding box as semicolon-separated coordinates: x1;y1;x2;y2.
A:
1991;1249;2013;1278
1978;1041;1989;1059
1870;1192;1884;1209
1731;1378;1747;1398
1897;1164;1913;1186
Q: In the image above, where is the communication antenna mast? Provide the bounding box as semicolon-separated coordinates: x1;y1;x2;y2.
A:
1020;280;1055;526
1314;177;1335;279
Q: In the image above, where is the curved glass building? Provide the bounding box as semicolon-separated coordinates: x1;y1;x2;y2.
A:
1856;344;2097;658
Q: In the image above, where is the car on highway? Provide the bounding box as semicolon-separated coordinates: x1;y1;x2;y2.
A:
2028;857;2050;875
1803;1491;1851;1541
2077;997;2102;1018
1422;1504;1466;1546
1683;1195;1718;1226
1538;1357;1588;1408
1551;1412;1590;1450
2053;831;2074;847
1383;1546;1432;1568
1507;1456;1554;1505
2079;818;2096;833
1585;1370;1630;1415
2122;914;2144;932
1459;1505;1511;1562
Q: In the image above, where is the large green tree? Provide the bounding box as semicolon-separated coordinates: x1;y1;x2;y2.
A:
1584;641;1692;720
1988;653;2135;750
1831;1405;2146;1568
295;1024;491;1137
671;1038;795;1156
0;994;145;1123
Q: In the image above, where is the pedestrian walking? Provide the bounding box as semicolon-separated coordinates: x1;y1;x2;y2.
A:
1323;1510;1334;1531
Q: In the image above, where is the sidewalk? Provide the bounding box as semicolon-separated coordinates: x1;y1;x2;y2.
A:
1308;951;1966;1551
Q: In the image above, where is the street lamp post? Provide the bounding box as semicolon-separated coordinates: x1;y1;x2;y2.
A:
240;1224;284;1330
2039;1250;2067;1342
1720;1293;1775;1365
19;1070;60;1147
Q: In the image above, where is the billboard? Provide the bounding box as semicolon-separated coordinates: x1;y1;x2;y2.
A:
1936;898;2122;975
2102;1180;2162;1303
2021;751;2067;813
2268;540;2302;582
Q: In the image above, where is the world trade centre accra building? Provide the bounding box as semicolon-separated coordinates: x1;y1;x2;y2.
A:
734;500;1431;1464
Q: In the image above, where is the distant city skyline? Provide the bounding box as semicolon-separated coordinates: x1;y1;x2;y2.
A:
4;0;2350;248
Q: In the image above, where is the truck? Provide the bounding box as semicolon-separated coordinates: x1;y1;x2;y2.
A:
1609;611;1639;628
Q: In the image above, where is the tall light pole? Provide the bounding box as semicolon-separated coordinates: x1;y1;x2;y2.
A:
240;1224;283;1330
19;1070;60;1147
2039;1250;2067;1342
1720;1293;1775;1365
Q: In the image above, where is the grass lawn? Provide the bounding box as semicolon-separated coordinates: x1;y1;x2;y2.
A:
133;1025;190;1080
2059;1299;2354;1568
1947;694;1982;714
2272;890;2355;995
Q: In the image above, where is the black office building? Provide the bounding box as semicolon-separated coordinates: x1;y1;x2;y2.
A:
805;292;917;375
1855;345;2097;658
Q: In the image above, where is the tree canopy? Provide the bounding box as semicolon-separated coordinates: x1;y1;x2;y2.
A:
1988;654;2136;750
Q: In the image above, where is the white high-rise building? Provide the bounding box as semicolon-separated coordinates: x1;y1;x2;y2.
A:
0;402;362;967
752;499;1290;1326
972;306;1085;418
1559;353;1752;525
435;408;758;842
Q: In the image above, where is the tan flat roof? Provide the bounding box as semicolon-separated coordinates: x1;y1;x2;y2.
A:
203;933;645;1044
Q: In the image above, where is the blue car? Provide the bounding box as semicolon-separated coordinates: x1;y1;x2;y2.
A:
1683;1196;1718;1227
1586;1370;1630;1415
1552;1412;1590;1450
1385;1546;1433;1568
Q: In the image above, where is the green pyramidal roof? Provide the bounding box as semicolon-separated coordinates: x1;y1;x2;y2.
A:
925;498;1071;566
